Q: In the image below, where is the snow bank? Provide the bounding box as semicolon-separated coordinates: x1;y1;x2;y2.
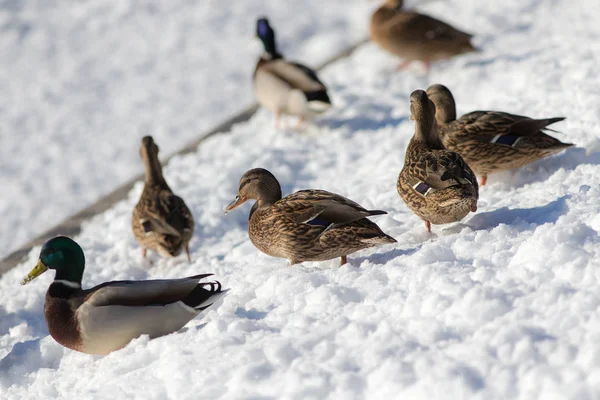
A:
1;0;599;399
0;0;371;258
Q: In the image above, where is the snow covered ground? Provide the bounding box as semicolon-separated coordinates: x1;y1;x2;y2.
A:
2;0;600;399
0;0;371;259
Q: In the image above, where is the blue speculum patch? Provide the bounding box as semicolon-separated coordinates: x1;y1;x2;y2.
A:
492;135;520;146
307;218;330;227
414;182;430;195
142;221;152;233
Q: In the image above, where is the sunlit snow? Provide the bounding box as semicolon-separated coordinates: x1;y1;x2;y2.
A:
1;0;600;399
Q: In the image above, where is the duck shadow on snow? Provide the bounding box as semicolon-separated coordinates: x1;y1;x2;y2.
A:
466;195;570;231
352;245;422;266
235;307;268;320
463;47;544;68
0;338;59;387
0;305;47;339
177;322;208;335
495;147;600;188
317;100;409;131
318;114;409;132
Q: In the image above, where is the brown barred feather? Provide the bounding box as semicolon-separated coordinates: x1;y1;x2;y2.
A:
228;168;396;265
398;90;479;227
370;0;476;64
427;84;573;178
132;136;194;259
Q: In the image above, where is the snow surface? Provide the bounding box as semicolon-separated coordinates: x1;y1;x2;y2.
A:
0;0;371;259
2;0;600;399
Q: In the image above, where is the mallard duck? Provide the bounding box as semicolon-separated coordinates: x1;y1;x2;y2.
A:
224;168;396;265
370;0;477;71
398;90;478;232
254;17;332;128
132;136;194;261
20;236;227;355
426;84;573;185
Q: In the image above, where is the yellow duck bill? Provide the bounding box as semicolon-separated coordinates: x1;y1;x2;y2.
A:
21;260;48;285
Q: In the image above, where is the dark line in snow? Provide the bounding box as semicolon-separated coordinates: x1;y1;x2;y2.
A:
0;38;369;276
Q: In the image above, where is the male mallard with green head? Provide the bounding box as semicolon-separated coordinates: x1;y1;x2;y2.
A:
398;90;478;232
21;236;227;355
254;17;332;128
132;136;194;261
370;0;477;72
225;168;396;265
426;84;573;185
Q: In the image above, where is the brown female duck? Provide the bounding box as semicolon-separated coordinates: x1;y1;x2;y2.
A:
21;236;227;355
254;18;332;128
370;0;477;71
132;136;194;261
224;168;396;265
426;84;573;185
398;90;478;232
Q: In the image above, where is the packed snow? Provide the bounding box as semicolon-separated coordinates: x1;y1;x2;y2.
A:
0;0;371;259
2;0;600;399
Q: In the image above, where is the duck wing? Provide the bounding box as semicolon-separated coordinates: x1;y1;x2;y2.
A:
460;111;566;144
261;59;325;92
277;190;387;227
74;275;225;355
385;12;472;43
83;274;217;307
135;191;193;237
409;150;477;192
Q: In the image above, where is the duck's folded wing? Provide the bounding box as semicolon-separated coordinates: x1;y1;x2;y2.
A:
162;193;194;233
386;13;471;42
138;192;192;237
508;116;566;136
460;111;520;137
263;60;325;92
282;190;384;225
288;190;366;209
289;62;325;87
462;112;564;143
422;151;476;190
84;274;213;307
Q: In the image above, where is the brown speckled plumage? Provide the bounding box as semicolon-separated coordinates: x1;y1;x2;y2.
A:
398;90;478;231
370;0;476;69
225;168;396;265
132;136;194;261
426;84;573;185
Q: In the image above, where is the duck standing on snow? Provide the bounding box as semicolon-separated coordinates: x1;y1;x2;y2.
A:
224;168;396;265
426;84;573;185
20;236;227;355
370;0;477;72
132;136;194;262
398;90;478;232
254;17;332;128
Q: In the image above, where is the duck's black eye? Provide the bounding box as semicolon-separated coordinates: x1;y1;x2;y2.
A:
45;248;56;254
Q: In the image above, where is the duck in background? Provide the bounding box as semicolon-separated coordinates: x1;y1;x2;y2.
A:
20;236;227;355
254;17;332;128
224;168;396;266
370;0;477;72
426;84;573;185
132;136;194;262
398;90;478;232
